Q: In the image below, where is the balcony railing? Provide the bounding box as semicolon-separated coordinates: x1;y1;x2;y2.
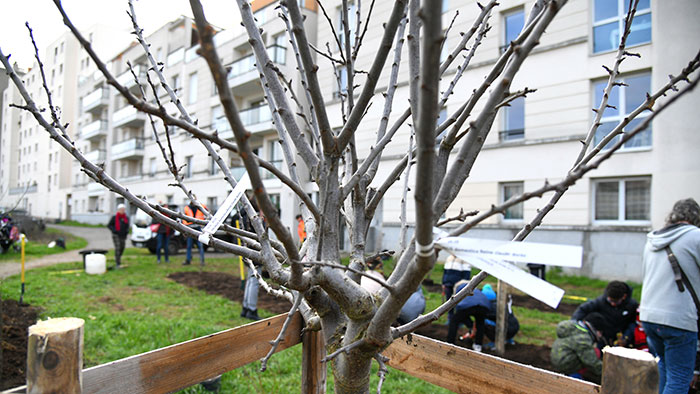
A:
112;106;146;128
87;181;106;195
228;45;286;81
499;129;525;142
81;88;109;113
116;64;146;89
240;104;272;127
186;45;199;63
167;47;185;66
81;120;108;140
9;185;37;195
111;138;145;160
213;104;273;139
263;160;284;180
84;149;107;163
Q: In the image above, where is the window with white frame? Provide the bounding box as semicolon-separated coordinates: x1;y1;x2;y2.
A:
149;157;157;177
593;177;650;223
592;0;651;53
253;7;267;25
265;140;283;179
171;74;181;92
335;66;348;99
337;2;357;49
593;72;651;150
188;72;198;104
209;156;219;176
501;8;524;53
185;155;193;178
501;182;524;220
501;96;525;141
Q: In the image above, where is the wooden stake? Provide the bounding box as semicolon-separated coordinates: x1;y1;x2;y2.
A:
301;330;326;394
27;317;84;394
494;280;509;355
601;346;658;394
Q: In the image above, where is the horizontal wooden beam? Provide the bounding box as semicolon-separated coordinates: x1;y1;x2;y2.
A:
80;312;303;394
384;334;600;394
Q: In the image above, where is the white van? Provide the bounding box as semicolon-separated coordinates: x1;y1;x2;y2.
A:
130;208;154;247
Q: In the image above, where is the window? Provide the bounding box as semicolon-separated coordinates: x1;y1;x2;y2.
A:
171;74;181;92
188;72;198;104
337;2;357;48
209;156;219;176
593;73;651;150
211;105;226;131
593;177;650;223
335;66;348;99
265;140;283;179
442;0;449;14
593;0;651;53
207;197;218;212
502;9;524;53
253;7;267;25
149;157;157;177
501;97;525;141
272;34;287;64
501;182;524;220
185;155;193;178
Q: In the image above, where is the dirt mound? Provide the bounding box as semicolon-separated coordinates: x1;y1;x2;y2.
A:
1;299;40;390
171;271;566;377
167;271;292;315
414;322;553;370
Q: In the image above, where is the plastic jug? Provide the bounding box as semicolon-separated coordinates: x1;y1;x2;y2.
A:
85;253;106;275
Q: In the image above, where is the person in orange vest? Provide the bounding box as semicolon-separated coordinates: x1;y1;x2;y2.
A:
183;200;207;266
296;214;306;244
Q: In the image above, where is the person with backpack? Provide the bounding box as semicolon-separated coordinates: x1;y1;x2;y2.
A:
183;200;207;266
640;198;700;394
551;312;606;380
107;204;129;269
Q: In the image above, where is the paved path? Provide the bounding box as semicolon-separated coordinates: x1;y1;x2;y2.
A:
0;224;111;279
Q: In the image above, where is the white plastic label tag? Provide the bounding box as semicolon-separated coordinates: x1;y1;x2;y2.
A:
198;172;250;245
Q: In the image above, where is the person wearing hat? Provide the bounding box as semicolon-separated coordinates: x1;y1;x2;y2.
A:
107;203;129;268
551;312;606;380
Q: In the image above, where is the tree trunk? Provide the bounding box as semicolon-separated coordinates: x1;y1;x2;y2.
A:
333;352;372;394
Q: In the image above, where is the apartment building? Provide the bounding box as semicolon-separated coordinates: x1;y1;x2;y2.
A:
2;1;698;281
70;2;319;231
0;26;128;218
318;0;700;280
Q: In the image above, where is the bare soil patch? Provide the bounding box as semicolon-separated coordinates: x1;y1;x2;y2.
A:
1;299;40;389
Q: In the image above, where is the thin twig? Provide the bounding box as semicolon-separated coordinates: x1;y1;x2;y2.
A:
260;293;302;372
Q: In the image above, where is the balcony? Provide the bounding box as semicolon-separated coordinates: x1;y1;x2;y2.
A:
111;138;145;160
214;104;273;139
167;47;185;67
185;45;199;63
87;181;106;196
80;119;108;141
227;45;286;94
112;106;146;128
116;64;146;91
120;174;144;183
9;184;37;195
84;149;107;163
81;88;109;114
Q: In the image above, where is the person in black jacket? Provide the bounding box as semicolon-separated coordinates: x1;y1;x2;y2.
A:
107;204;129;268
571;281;639;347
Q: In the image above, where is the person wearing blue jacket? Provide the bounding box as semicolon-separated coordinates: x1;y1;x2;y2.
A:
447;280;492;352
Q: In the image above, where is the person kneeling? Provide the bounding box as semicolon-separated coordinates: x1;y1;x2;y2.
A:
551;312;606;381
447;280;491;352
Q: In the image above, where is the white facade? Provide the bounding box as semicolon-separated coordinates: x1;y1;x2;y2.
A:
2;0;698;281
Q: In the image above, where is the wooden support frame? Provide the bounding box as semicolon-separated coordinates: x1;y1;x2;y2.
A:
7;313;660;394
383;333;600;394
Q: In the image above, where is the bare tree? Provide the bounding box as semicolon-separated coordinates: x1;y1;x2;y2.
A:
1;0;699;392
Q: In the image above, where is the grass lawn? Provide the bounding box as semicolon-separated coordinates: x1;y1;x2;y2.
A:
0;249;450;393
0;227;87;262
57;220;106;228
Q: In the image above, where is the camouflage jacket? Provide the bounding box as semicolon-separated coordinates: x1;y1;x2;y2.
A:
550;320;602;377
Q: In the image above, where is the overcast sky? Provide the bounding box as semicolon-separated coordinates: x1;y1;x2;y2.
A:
1;0;240;68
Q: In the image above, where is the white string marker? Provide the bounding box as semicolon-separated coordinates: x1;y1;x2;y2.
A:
198;173;251;246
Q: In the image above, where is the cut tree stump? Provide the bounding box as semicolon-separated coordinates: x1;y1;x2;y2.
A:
600;346;658;394
27;317;85;394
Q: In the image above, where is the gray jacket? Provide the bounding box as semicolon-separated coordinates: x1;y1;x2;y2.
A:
640;223;700;332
